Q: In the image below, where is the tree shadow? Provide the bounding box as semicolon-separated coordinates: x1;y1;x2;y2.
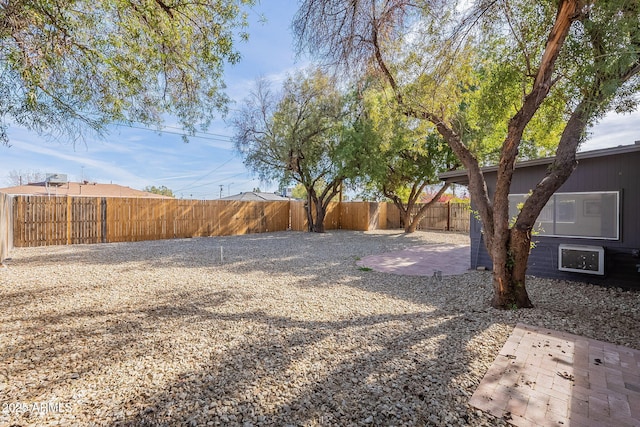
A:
5;230;635;425
111;294;499;426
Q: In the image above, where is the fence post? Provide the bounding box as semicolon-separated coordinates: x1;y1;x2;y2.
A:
446;201;451;231
66;195;72;245
101;198;107;243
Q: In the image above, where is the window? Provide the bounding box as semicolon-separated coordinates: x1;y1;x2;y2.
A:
508;191;619;240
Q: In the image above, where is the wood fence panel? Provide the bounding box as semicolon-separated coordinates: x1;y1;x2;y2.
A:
0;193;13;260
216;201;235;236
68;197;101;244
106;198;131;243
379;202;388;230
339;202;370;231
416;203;448;231
264;201;290;232
172;199;193;238
235;201;252;235
449;203;471;233
384;202;401;229
13;196;63;246
384;201;470;232
290;201;307;231
323;202;340;230
369;202;386;230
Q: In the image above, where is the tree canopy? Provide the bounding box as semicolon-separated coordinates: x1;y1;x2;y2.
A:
143;185;175;197
294;0;640;308
353;87;457;232
233;68;364;232
0;0;254;145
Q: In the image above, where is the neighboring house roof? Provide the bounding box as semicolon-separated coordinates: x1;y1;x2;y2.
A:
0;181;172;198
220;191;289;201
439;143;640;185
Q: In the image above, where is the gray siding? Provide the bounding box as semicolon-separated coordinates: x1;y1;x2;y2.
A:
469;150;640;290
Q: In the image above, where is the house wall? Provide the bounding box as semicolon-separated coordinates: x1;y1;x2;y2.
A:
470;149;640;290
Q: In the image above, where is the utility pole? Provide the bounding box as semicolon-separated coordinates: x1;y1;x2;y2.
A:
219;184;224;199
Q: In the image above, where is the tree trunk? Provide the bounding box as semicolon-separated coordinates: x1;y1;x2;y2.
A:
401;210;414;233
490;227;533;309
313;201;326;233
406;219;419;233
306;194;315;232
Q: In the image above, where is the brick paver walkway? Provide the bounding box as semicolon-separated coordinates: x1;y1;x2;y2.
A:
356;244;470;276
469;323;640;427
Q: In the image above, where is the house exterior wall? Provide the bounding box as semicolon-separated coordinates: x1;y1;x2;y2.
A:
470;149;640;290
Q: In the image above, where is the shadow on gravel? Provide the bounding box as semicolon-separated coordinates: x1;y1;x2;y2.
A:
4;232;639;426
1;230;494;425
114;298;496;426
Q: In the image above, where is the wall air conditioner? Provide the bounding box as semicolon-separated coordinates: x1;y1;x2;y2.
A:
558;244;605;275
46;173;68;185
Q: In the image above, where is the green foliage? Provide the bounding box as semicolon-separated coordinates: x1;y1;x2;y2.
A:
462;12;569;164
352;88;456;202
293;0;640;305
143;185;174;197
232;68;364;231
0;0;255;145
233;68;347;187
290;181;330;200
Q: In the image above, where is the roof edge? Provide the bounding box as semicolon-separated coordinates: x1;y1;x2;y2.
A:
439;143;640;183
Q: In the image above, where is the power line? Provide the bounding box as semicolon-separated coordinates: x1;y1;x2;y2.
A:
175;170;257;193
173;156;236;193
148;123;235;140
111;123;234;143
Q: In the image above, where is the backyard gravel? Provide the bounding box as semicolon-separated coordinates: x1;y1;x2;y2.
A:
1;230;638;426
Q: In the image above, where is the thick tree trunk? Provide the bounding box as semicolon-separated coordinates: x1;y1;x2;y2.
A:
366;0;584;308
490;227;533;309
406;217;419;233
402;210;414;233
390;197;413;233
306;193;315;232
313;202;326;233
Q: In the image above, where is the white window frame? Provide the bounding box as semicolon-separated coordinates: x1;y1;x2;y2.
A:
508;191;620;240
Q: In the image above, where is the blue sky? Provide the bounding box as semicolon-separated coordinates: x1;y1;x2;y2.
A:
1;3;638;199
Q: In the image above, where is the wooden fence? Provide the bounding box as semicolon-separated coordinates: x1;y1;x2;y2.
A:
291;201;390;232
384;201;470;232
0;193;12;261
8;195;470;247
12;196;290;247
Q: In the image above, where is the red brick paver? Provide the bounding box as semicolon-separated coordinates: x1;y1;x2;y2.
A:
469;323;640;426
356;244;470;276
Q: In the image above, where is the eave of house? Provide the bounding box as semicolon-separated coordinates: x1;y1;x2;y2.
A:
439;143;640;185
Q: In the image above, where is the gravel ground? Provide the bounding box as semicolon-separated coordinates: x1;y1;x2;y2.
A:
1;230;638;426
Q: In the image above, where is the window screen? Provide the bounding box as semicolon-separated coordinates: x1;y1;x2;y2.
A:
508;191;619;240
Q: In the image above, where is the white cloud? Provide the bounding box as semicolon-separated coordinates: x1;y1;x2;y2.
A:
583;110;640;151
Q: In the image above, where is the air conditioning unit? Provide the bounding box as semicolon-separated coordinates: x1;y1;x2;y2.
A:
46;173;68;185
558;244;605;275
